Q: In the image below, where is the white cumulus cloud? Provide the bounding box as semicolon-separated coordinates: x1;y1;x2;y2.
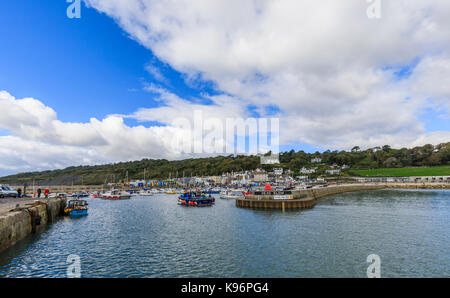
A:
1;0;450;174
83;0;450;149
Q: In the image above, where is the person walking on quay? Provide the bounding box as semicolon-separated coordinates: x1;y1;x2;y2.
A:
37;188;42;198
44;188;49;198
17;188;22;198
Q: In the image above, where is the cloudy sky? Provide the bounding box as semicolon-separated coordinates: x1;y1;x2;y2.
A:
0;0;449;176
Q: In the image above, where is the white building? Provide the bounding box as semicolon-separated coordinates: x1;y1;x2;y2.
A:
300;167;316;174
311;157;322;163
325;169;341;175
253;169;269;182
273;168;284;175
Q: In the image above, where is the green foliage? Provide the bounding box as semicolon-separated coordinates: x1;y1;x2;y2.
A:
349;166;450;177
0;142;448;185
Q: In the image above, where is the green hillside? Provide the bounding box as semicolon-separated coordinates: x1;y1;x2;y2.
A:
350;166;450;177
1;142;448;185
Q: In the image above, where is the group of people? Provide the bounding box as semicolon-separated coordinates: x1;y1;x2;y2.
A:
36;188;50;198
16;187;50;198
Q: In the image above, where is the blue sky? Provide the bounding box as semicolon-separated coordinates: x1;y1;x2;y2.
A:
0;0;324;154
0;1;448;175
0;0;213;123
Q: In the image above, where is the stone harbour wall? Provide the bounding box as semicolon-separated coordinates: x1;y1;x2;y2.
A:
0;197;66;253
237;184;386;210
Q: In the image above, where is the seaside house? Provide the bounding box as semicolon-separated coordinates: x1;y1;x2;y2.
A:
252;169;269;183
300;167;316;174
325;169;341;175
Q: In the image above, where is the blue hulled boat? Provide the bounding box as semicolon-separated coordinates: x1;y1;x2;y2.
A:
178;191;214;207
64;199;88;217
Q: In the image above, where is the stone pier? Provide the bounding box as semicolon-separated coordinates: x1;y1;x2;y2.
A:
236;184;386;210
0;197;67;253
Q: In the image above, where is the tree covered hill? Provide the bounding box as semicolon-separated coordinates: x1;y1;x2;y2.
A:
1;142;449;185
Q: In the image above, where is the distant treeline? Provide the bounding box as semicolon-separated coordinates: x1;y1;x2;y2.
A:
1;142;449;185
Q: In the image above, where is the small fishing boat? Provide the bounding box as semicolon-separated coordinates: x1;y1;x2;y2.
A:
91;191;102;198
205;188;220;194
78;191;89;198
178;191;214;207
64;199;88;217
68;191;89;198
48;193;67;199
220;190;245;200
138;190;153;197
102;189;132;200
165;188;177;194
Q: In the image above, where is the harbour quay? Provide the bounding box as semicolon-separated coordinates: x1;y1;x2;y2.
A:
0;197;67;253
236;184;386;210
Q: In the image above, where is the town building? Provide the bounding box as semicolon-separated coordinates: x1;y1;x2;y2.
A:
300;167;316;174
325;169;341;175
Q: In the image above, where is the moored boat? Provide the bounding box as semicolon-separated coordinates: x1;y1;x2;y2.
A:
48;193;68;199
102;189;132;200
64;199;88;217
178;191;214;207
220;190;245;200
138;190;153;196
91;191;102;198
205;188;220;194
165;188;177;194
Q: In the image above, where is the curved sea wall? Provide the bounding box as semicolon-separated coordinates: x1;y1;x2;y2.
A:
0;197;66;253
236;185;386;210
383;183;450;189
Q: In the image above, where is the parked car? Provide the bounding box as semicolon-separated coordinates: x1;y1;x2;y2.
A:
0;185;18;198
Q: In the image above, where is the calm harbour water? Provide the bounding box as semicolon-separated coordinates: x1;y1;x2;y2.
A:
0;189;449;278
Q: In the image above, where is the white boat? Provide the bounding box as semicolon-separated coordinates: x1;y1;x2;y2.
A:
165;188;177;194
102;190;132;200
150;189;160;194
48;193;67;199
138;190;153;196
220;190;245;200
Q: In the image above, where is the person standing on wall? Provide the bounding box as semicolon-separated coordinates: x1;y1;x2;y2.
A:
23;183;27;198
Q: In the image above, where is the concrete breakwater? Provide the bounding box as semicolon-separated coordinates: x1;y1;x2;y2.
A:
236;185;386;210
383;183;450;189
0;197;67;253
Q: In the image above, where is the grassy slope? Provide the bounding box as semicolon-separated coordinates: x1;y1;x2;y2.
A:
350;166;450;177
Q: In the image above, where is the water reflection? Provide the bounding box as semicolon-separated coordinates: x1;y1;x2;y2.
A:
0;189;448;277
